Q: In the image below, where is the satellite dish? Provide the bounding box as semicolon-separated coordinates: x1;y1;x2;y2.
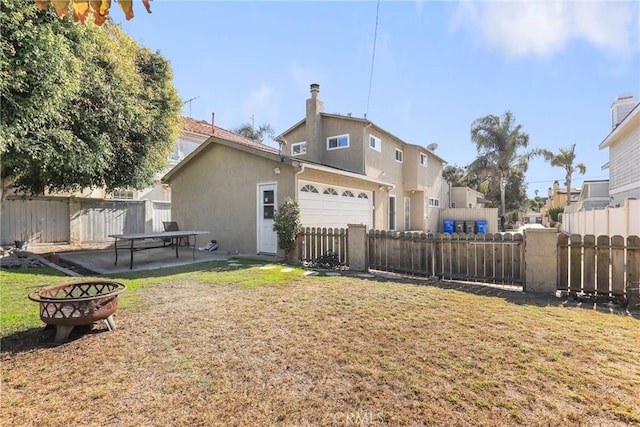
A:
426;143;438;151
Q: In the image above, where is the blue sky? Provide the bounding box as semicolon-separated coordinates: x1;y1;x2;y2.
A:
115;1;639;198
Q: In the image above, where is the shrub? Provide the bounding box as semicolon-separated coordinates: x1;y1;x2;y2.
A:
548;206;564;223
273;197;301;258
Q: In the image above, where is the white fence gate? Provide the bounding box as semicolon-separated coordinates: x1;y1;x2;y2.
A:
1;197;70;244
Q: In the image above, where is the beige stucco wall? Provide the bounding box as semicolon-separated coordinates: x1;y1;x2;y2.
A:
320;117;365;174
168;143;295;255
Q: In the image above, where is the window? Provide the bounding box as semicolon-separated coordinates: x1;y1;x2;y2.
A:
291;142;306;156
420;153;428;166
395;148;403;163
389;196;396;230
323;187;338;195
357;192;369;199
428;197;440;207
369;135;381;152
301;184;319;193
342;190;355;197
111;190;134;200
327;134;349;150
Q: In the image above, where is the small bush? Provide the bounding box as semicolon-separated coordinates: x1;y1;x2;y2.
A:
273;197;301;257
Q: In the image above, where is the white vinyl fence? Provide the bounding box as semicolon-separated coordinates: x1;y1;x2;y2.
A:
562;199;640;238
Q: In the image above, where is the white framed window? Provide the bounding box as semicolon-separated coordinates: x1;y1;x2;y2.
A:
111;190;134;200
327;134;349;150
291;142;306;156
357;192;369;199
323;187;338;195
301;184;319;193
369;135;381;152
428;197;440;207
342;190;355;197
395;148;403;163
420;153;428;166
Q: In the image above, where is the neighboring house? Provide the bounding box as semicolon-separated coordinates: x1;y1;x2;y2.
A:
543;180;580;214
163;84;448;256
564;180;610;215
450;186;490;209
599;96;640;207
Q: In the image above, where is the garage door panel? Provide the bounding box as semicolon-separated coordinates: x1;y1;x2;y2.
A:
299;181;372;229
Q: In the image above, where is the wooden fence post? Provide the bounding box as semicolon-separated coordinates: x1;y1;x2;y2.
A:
347;224;367;271
627;236;640;310
524;228;558;294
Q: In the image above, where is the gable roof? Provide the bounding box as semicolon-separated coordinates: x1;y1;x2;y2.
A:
599;102;640;149
278;113;448;164
182;117;279;154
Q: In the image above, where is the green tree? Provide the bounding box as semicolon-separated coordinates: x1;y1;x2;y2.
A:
469;111;536;216
541;144;586;205
233;122;275;142
442;165;466;187
1;0;182;195
273;197;301;261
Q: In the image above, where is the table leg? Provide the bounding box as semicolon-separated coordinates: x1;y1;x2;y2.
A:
129;239;134;270
192;235;197;260
114;238;118;266
175;239;179;258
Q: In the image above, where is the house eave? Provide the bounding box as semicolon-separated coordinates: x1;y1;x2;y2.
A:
598;102;640;150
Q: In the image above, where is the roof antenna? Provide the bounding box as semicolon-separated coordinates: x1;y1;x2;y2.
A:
182;96;199;117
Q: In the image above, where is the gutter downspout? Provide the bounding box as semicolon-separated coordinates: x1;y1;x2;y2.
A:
363;122;372;174
294;161;306;203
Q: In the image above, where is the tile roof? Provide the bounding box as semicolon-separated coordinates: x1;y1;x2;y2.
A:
182;116;278;154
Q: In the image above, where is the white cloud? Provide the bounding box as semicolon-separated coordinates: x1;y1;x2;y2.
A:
242;84;277;125
290;62;323;95
451;1;638;58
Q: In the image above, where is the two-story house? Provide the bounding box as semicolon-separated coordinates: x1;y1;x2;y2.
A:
163;84;447;256
599;95;640;206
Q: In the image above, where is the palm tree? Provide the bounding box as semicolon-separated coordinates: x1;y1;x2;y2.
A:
541;144;586;205
469;111;535;216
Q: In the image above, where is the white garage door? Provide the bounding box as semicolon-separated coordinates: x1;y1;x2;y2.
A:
298;181;372;229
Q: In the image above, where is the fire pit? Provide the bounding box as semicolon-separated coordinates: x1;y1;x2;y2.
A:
28;280;126;344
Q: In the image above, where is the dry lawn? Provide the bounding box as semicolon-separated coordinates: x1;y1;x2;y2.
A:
2;267;639;426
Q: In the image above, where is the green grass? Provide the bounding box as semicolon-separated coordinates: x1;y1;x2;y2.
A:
0;268;66;336
0;260;306;336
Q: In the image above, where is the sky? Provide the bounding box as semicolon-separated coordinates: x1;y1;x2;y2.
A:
114;0;640;198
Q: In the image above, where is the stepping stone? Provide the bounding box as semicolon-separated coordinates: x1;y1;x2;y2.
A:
325;272;342;276
303;271;319;276
228;263;242;267
280;267;294;273
357;273;376;278
259;266;276;270
250;264;264;267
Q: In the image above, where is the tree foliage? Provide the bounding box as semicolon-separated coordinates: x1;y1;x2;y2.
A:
541;144;586;205
34;0;151;25
1;0;182;195
233;122;275;142
273;197;301;258
469;111;537;215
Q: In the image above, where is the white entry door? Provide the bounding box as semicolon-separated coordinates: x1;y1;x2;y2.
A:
257;183;277;254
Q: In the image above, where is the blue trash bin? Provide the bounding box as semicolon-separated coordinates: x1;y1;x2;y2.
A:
443;219;454;234
476;220;488;235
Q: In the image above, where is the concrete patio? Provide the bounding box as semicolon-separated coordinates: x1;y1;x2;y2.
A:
55;245;231;275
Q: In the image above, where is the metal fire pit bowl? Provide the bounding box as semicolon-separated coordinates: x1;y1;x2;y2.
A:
28;280;126;344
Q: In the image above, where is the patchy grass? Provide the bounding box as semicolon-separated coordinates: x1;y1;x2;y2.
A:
1;265;639;426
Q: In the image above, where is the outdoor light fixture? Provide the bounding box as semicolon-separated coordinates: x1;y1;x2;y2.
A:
273;167;281;175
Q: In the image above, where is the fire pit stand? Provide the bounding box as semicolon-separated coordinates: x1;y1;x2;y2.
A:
28;280;126;344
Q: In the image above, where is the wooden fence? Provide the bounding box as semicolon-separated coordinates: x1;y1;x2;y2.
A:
368;231;524;286
557;234;640;300
297;227;349;265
